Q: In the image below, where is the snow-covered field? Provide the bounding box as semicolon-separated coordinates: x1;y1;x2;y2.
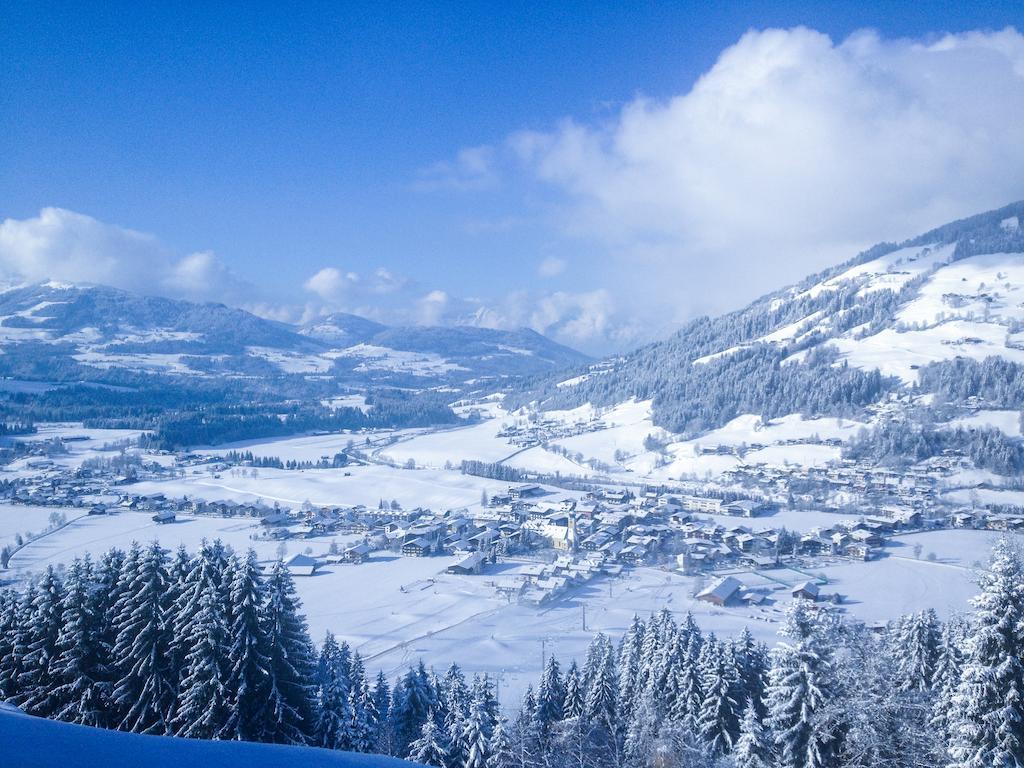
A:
0;423;148;475
377;420;516;468
0;504;81;548
130;464;551;512
3;500;1001;705
946;409;1022;437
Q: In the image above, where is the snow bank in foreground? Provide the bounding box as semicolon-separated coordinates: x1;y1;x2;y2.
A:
0;705;410;768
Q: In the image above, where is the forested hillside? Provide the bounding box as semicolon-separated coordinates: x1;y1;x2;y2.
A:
514;201;1024;441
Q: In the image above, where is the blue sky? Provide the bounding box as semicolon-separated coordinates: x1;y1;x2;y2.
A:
2;2;1024;352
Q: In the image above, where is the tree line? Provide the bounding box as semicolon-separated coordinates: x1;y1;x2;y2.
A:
3;539;1024;768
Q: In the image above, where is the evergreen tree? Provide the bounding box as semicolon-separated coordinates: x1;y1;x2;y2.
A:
0;588;20;702
18;565;65;717
734;699;773;768
372;670;393;754
931;614;967;745
315;632;353;749
51;557;110;727
510;687;541;768
410;712;450;767
893;609;941;693
221;550;273;741
948;539;1024;768
489;720;515;768
534;656;565;741
111;542;176;734
0;582;36;704
583;634;617;727
392;661;436;757
442;664;470;768
462;694;492;768
696;641;740;755
563;660;584;720
766;601;843;768
261;560;317;744
348;659;377;753
172;578;230;739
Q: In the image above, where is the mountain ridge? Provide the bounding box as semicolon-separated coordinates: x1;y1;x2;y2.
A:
0;281;590;389
514;200;1024;438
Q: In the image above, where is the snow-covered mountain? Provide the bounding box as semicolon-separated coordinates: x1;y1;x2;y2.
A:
0;283;589;389
520;201;1024;440
0;702;409;768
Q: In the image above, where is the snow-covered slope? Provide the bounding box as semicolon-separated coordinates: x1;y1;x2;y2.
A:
0;704;409;768
518;200;1024;439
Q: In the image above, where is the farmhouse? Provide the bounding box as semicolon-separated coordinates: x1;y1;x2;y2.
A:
792;581;820;601
284;553;319;577
341;542;372;564
446;551;488;575
402;537;435;557
697;576;743;606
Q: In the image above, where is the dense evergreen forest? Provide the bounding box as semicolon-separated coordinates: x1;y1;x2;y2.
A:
0;378;459;450
2;539;1024;768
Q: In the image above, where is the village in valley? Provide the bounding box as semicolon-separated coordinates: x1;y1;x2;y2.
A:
0;397;1015;703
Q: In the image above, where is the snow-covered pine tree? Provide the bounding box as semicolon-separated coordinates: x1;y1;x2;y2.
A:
166;543;195;680
583;634;617;727
91;546;127;707
315;632;353;749
17;564;65;717
441;664;470;768
372;670;393;754
261;559;318;744
474;674;500;738
622;687;659;768
931;614;967;745
616;616;645;715
410;712;450;767
111;541;176;734
667;628;704;730
391;661;436;757
510;686;541;768
948;538;1024;768
462;692;492;768
534;656;565;742
733;627;769;717
172;577;230;738
347;656;377;753
563;660;584;720
488;719;515;768
0;581;36;704
221;549;273;742
583;634;620;767
765;600;843;768
51;556;110;728
893;608;941;693
696;639;741;755
734;698;773;768
0;588;19;701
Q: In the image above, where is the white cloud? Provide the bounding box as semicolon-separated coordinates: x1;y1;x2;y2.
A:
538;257;566;277
304;267;360;301
413;144;499;191
300;261;642;354
0;207;249;303
453;26;1024;332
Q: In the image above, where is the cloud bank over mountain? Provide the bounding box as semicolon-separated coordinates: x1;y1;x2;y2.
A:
5;27;1024;354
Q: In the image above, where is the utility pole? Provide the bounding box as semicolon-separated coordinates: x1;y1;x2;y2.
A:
582;603;587;631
